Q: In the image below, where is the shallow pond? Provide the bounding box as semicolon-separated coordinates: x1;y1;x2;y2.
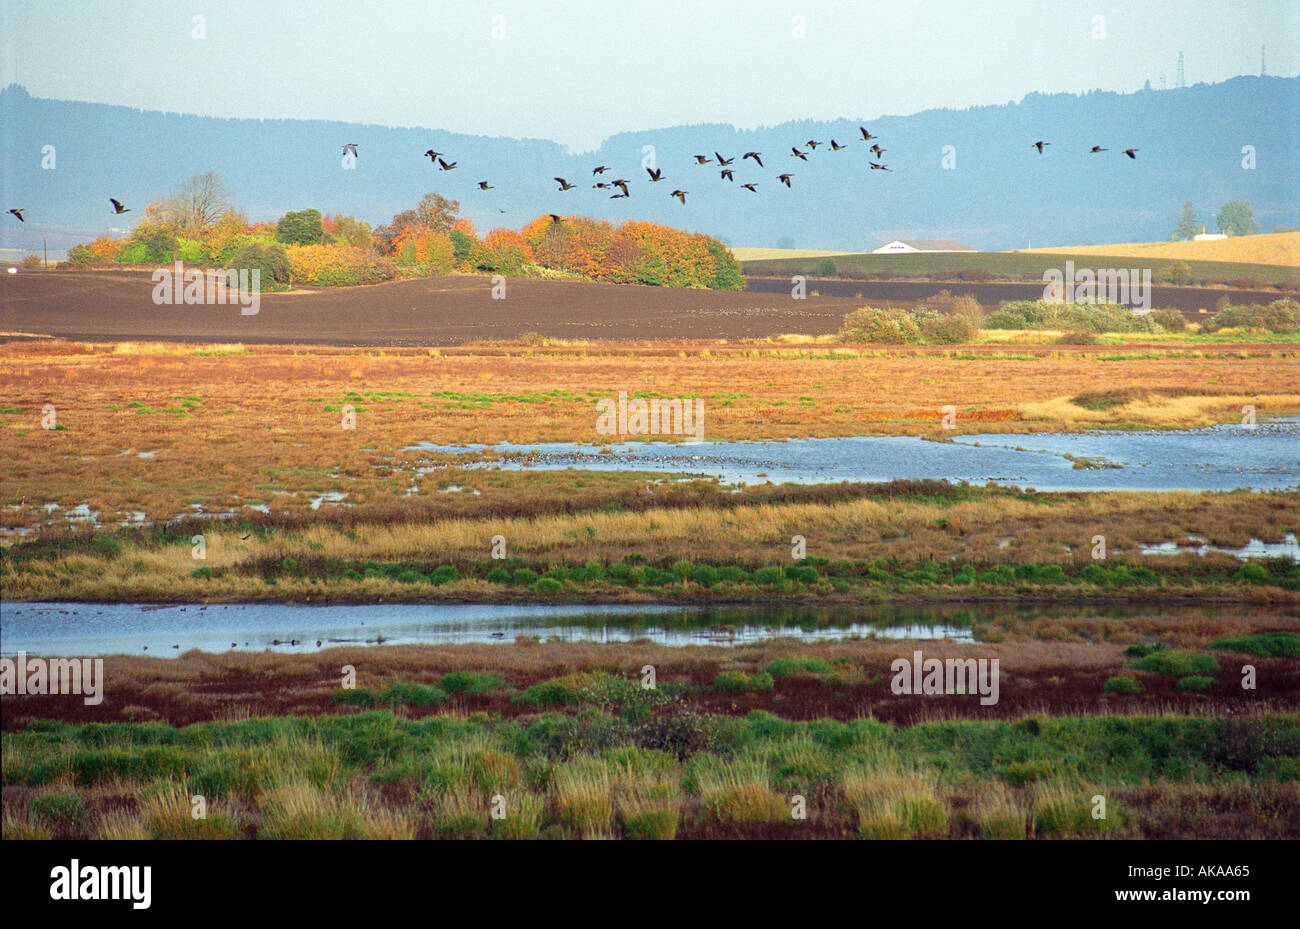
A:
406;419;1299;492
3;601;996;656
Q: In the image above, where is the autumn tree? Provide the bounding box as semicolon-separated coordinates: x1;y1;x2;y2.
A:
375;193;460;253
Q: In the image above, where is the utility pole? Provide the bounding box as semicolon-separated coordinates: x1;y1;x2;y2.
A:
43;236;47;269
1261;45;1267;77
1176;52;1185;88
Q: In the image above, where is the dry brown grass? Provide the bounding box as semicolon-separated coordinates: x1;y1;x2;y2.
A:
1026;231;1300;267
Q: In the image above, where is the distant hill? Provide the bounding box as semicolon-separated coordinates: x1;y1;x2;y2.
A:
2;76;1297;255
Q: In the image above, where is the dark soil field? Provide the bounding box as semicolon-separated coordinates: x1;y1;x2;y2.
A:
4;270;1290;345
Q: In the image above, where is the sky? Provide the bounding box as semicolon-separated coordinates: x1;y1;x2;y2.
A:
2;0;1297;151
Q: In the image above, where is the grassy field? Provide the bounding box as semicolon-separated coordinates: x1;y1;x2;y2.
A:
1;339;1296;534
1026;232;1300;267
739;249;1300;289
4;707;1296;839
4;483;1298;604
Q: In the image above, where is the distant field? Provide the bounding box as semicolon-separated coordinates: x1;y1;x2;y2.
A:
1026;232;1300;267
732;247;858;261
740;248;1300;289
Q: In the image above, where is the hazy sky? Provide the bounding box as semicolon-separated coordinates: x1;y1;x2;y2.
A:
3;0;1296;151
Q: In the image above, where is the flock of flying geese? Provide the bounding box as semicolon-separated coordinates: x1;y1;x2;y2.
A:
3;132;1139;225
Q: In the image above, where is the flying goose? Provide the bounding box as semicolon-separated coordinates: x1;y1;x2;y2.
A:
646;166;664;182
777;173;793;187
720;168;734;181
477;181;494;190
859;127;877;141
437;157;457;170
670;189;688;204
715;152;734;166
110;198;131;214
791;147;808;161
341;143;358;158
1123;148;1139;159
7;208;24;222
742;151;763;167
741;183;757;192
554;177;575;190
693;154;713;165
1033;141;1050;153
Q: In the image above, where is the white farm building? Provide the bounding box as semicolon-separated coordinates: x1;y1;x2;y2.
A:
872;240;976;254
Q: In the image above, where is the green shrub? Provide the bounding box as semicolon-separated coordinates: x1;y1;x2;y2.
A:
1130;650;1220;677
1103;676;1143;694
31;791;87;825
1208;632;1300;658
766;657;832;678
485;567;512;584
533;578;563;594
440;671;506;694
512;568;539;585
227;241;291;287
1177;675;1216;692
